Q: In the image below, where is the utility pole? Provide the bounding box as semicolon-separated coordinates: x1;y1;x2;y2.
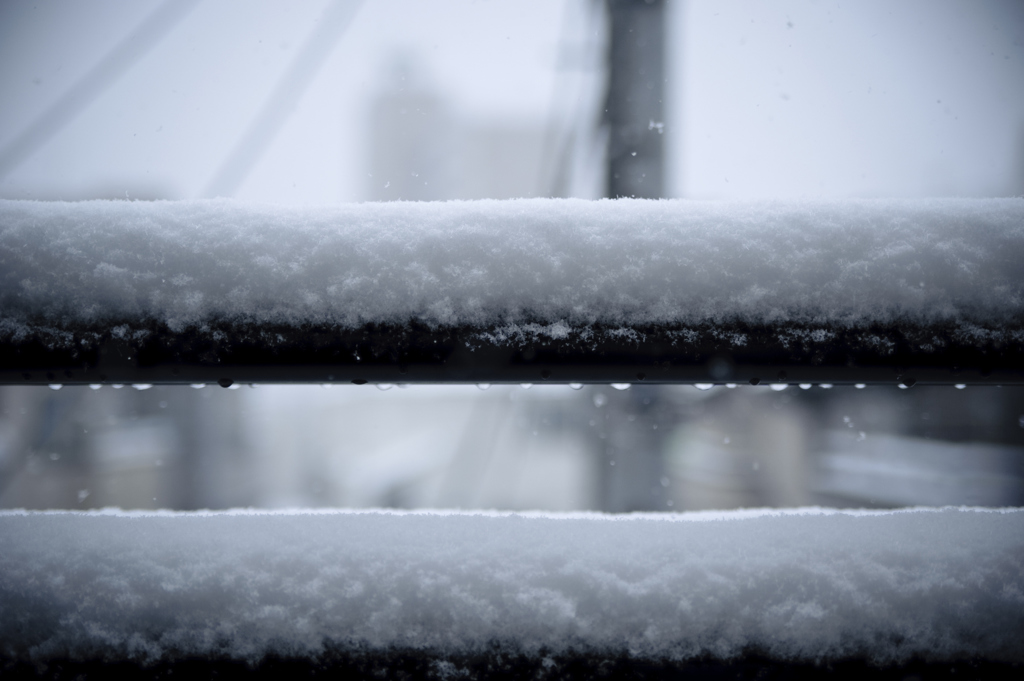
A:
595;0;670;512
605;0;665;199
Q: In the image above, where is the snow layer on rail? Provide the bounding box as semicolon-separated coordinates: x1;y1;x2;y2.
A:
0;198;1022;334
0;508;1022;664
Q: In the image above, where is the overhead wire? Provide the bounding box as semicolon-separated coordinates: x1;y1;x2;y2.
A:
0;0;202;180
203;0;364;198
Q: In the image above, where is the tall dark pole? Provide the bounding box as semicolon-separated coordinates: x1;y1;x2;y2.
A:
605;0;665;199
598;0;669;512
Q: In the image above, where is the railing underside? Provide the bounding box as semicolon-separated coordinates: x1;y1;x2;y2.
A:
3;319;1021;386
1;649;1019;681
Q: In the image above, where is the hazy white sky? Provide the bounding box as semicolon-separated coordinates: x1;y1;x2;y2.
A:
0;0;1021;203
677;0;1024;199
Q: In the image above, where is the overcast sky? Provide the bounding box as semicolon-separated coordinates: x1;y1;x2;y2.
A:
1;0;1022;203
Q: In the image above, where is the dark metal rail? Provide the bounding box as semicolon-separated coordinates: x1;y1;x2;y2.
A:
3;319;1021;387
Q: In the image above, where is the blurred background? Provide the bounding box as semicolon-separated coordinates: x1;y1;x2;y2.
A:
1;0;1023;511
2;383;1023;511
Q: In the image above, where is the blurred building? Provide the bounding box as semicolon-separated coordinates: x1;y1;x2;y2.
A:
366;56;546;202
0;384;251;511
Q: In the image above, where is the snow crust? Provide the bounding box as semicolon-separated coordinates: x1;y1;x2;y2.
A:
1;507;1021;664
1;198;1022;337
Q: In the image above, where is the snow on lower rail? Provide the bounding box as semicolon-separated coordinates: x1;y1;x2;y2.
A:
1;507;1021;667
2;198;1022;331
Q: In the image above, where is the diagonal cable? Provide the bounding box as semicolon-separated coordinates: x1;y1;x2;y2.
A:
203;0;364;198
0;0;202;180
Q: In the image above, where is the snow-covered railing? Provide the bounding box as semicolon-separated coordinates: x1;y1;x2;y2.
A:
2;198;1022;386
1;508;1021;677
